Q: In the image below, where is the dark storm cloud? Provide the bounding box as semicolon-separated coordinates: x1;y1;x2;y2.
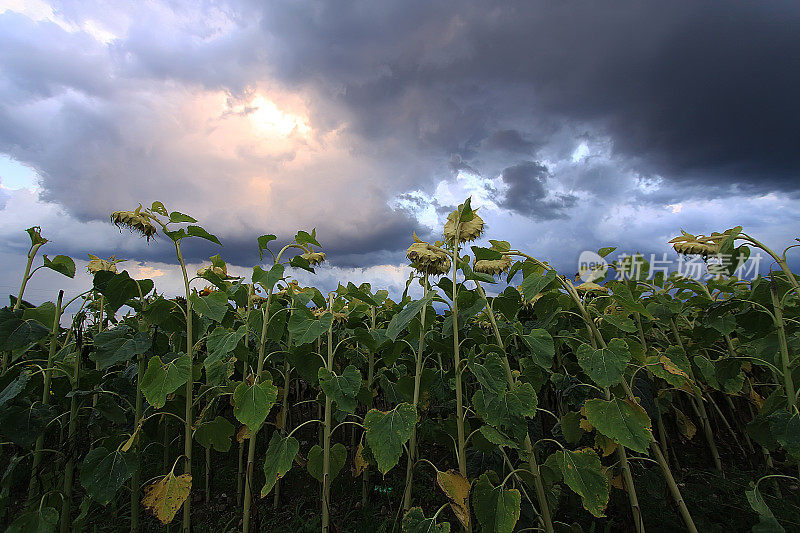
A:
481;130;538;155
256;0;800;190
498;162;576;220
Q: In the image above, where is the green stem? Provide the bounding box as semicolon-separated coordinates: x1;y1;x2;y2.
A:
131;348;145;532
60;326;81;533
770;278;797;412
669;318;722;472
13;242;43;311
322;294;334;533
274;327;294;510
403;276;428;512
28;290;63;505
171;240;194;533
475;282;554;533
362;306;376;508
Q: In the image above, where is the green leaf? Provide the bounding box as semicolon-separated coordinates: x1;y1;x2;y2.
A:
576;339;631;388
205;326;247;368
140;354;191;409
42;254;75;278
386;291;435;341
769;410;800;461
469;353;507;394
601;314;637;333
551;448;609;517
79;447;135;505
402;507;451;533
169;211;198;223
189;291;228;322
233;379;278;431
0;369;31;409
295;229;321;247
561;411;584;444
473;382;537;441
745;483;786;533
598;247;616;258
364;403;417;474
472;473;521;533
252;264;284;291
23;301;55;328
260;432;299;497
306;443;346;482
6;507;59;533
194;416;234;452
0;307;48;352
150;201;168;216
288;306;333;345
493;287;521;322
257;234;277;261
0;404;57;447
318;365;362;413
92;327;152;370
93;270;142;312
519;270;556;302
584;398;652;453
186;225;221;245
521;329;555;369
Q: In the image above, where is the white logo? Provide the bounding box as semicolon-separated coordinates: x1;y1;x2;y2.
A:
577;251;608;282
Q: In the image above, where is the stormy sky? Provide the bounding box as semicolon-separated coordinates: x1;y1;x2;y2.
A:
1;0;799;304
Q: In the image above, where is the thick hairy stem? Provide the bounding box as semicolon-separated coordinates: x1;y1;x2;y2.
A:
243;288;275;533
28;290;63;505
322;296;334;533
476;282;553;533
450;233;470;533
60;328;81;533
403;277;428;512
770;281;797;412
131;350;145;532
670;318;722;472
13;242;43;311
363;307;376;507
650;441;698;533
274;328;294;509
175;242;194;533
238;285;253;507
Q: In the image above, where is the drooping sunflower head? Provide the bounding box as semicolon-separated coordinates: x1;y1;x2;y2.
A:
406;232;451;276
443;207;484;243
668;231;721;257
110;205;157;241
301;251;326;266
473;255;512;276
87;254;120;275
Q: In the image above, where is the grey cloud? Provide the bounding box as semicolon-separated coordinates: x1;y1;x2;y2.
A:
498;162;576;220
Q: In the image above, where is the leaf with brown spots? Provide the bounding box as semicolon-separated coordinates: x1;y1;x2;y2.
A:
436;469;470;529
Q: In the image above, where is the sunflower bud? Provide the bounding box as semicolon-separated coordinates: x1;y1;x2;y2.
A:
87;254;120;275
443;209;484;243
473;256;512;276
406;235;451;276
110;205;157;241
301;251;326;266
199;285;215;297
575;281;608;293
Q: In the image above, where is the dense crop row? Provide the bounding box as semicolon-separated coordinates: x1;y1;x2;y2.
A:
0;199;798;532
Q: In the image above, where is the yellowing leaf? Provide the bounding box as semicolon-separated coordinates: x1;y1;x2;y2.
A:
353;442;368;477
141;472;191;525
603;467;625;491
749;388;765;409
674;407;697;440
579;418;594;432
436;469;470;529
594;432;617;457
236;426;252;443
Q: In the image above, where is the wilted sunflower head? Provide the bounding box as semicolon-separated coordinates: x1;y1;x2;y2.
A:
110;205;157;241
668;231;721;257
406;233;451;276
87;254;120;275
301;251;326;266
443;207;484;243
575;281;608;293
197;264;227;278
473;256;512;276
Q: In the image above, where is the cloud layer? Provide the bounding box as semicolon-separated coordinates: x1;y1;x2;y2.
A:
1;0;799;303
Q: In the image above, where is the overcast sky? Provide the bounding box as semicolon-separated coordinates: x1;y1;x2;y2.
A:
1;0;799;307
